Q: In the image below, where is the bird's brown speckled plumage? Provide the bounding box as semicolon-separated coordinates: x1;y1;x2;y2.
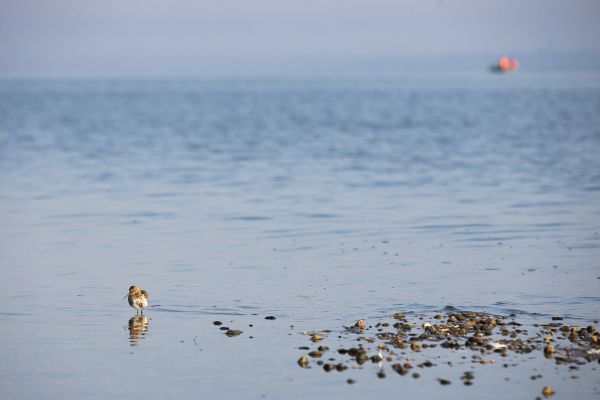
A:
126;285;149;314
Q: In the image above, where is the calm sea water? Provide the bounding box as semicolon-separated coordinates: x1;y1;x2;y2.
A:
1;71;600;399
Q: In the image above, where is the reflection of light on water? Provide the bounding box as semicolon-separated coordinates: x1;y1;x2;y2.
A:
128;315;149;346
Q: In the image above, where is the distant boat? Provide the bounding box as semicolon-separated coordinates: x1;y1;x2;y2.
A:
490;56;519;73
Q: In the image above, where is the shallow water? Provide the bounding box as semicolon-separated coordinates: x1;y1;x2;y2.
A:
1;71;600;399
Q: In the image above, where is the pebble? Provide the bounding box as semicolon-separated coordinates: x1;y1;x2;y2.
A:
265;316;276;320
355;320;366;330
298;356;309;368
336;363;348;372
410;341;422;352
213;321;222;326
542;386;555;398
437;378;451;385
225;330;242;337
346;379;355;384
323;363;336;372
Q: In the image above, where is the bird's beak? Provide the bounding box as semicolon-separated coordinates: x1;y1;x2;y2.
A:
123;294;129;299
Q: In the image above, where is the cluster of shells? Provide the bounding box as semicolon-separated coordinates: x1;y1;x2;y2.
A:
296;310;599;395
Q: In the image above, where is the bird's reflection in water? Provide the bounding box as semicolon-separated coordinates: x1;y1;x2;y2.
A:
128;315;149;346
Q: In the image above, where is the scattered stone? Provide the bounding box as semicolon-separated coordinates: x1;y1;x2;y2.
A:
310;335;324;343
377;370;386;379
392;363;409;375
213;321;222;326
265;316;277;320
323;363;336;372
346;379;355;384
298;356;309;368
371;355;383;363
355;320;366;330
542;386;555;398
437;378;451;385
543;345;555;357
336;363;348;372
225;329;242;337
308;351;323;358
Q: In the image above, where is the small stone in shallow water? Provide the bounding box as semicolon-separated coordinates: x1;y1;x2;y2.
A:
308;351;323;358
355;320;366;330
265;316;276;320
323;363;336;372
213;321;222;326
544;345;555;357
542;386;555;398
347;379;356;384
377;370;386;379
410;341;422;352
298;356;309;368
437;378;451;385
336;363;348;372
392;364;409;375
412;373;420;379
371;355;383;363
225;329;243;337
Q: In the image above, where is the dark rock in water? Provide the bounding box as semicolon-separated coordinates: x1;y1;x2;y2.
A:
392;363;408;376
356;354;368;365
265;316;277;320
318;345;329;352
336;363;348;372
412;373;420;379
323;363;336;372
225;329;242;337
371;355;383;363
308;351;323;358
219;327;229;331
213;321;222;326
355;320;366;330
346;379;356;384
437;378;451;385
377;370;386;379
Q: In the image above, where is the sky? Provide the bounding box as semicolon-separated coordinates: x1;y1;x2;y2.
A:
0;0;599;77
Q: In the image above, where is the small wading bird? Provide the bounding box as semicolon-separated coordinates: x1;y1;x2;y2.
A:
125;285;149;314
